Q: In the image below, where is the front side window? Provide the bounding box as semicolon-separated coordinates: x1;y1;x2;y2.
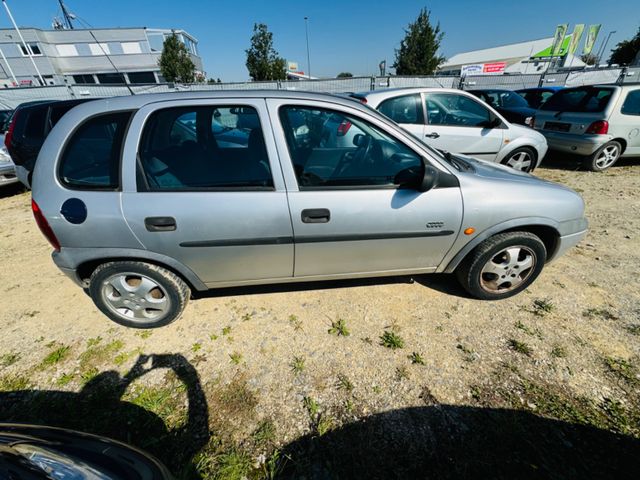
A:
378;94;423;125
621;89;640;116
138;105;273;191
279;106;422;188
425;93;491;127
59;111;131;189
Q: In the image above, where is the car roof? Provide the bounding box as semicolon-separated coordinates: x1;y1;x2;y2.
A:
15;98;95;112
356;87;467;103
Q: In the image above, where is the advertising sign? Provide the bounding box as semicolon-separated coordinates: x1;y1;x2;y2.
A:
461;64;483;76
287;62;299;72
483;62;506;74
462;63;506;76
551;24;569;56
568;24;585;55
583;24;602;55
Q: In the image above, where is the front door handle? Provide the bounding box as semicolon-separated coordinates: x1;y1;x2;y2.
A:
425;132;440;139
301;208;330;224
145;216;177;232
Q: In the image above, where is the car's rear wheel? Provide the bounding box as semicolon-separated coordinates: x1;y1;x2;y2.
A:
456;232;547;300
89;261;190;328
501;147;536;172
585;140;622;172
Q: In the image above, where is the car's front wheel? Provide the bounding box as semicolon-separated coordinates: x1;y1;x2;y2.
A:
584;140;622;172
89;261;190;328
456;232;547;300
501;147;537;172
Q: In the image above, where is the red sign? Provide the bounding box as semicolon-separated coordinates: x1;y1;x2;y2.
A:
483;62;506;74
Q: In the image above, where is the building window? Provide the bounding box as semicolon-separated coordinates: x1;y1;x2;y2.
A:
56;44;78;56
89;43;110;55
121;42;142;54
107;42;123;55
127;71;156;84
73;74;96;84
97;73;126;84
147;32;164;52
19;43;43;56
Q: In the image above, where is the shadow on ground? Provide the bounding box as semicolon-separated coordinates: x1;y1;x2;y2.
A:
276;404;639;480
0;354;209;478
542;152;640;171
0;182;26;199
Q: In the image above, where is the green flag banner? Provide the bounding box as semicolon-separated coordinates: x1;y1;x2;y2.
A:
568;24;585;55
583;24;602;55
551;24;569;56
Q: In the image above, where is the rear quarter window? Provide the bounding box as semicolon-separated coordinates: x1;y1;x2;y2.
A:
541;87;614;113
621;90;640;116
59;111;132;190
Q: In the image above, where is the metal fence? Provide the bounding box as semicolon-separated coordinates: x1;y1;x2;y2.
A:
0;67;634;110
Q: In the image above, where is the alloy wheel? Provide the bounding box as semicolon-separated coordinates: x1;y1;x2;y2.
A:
595;145;619;170
100;273;170;322
480;246;536;293
505;151;533;172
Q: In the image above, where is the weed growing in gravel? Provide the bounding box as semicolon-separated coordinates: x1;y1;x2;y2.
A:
229;352;243;365
336;373;354;392
551;345;568;358
604;357;638;385
289;314;303;331
328;318;350;337
303;396;320;417
79;339;124;371
316;416;334;436
86;336;102;347
0;374;30;390
627;324;640;336
114;348;143;366
222;326;232;336
303;395;334;435
395;366;410;381
583;307;619;320
508;339;532;356
0;352;20;368
290;356;305;375
41;345;71;367
372;385;382;394
456;343;477;362
515;320;543;339
252;419;276;447
380;330;404;350
136;330;153;339
361;336;373;345
56;372;74;386
408;352;425;365
531;298;555;316
192;343;202;352
81;367;99;385
209;333;218;341
241;312;255;322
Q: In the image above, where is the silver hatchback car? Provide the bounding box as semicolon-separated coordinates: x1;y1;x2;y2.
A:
32;91;587;328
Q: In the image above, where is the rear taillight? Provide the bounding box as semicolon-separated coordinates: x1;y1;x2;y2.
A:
337;120;352;136
359;97;367;104
585;120;609;135
4;111;17;150
32;199;60;251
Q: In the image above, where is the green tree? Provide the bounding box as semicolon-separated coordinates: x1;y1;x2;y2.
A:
393;8;445;75
609;27;640;65
245;23;286;81
158;33;196;83
337;72;353;78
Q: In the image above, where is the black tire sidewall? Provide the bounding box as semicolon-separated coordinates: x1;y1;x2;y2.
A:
458;233;547;300
501;147;537;173
89;262;187;328
586;141;622;172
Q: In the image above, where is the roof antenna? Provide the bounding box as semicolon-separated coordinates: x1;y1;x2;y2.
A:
88;29;135;95
57;0;75;29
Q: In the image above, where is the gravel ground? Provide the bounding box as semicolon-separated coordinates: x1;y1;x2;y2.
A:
0;156;639;479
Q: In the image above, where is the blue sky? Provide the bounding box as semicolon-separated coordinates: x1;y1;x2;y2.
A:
3;0;639;80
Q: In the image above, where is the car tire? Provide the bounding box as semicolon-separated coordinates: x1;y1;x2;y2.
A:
584;140;622;172
456;232;547;300
88;261;190;328
501;147;537;172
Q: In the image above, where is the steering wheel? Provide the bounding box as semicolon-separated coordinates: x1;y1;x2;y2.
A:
335;135;374;178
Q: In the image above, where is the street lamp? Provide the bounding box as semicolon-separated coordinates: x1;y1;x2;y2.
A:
597;30;616;66
304;16;311;80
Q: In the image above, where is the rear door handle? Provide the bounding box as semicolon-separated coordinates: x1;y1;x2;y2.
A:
145;216;177;232
425;132;440;139
301;208;330;224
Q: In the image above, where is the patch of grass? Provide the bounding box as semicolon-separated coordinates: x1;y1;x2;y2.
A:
86;336;102;347
78;339;124;371
114;348;143;366
56;372;75;386
583;307;619;321
209;333;218;341
211;375;258;425
328;318;350;337
361;336;373;345
303;396;320;418
551;345;568;358
222;326;232;336
0;352;20;368
408;352;425;365
604;357;638;385
316;416;334;436
336;373;354;392
507;339;532;357
456;343;477;362
290;356;305;375
395;366;410;381
191;342;202;352
40;344;71;368
515;320;542;339
229;352;242;365
288;314;303;331
627;324;640;336
0;374;30;391
136;330;153;339
252;419;276;447
532;298;555;316
380;330;404;350
195;445;253;480
372;385;382;394
80;367;99;384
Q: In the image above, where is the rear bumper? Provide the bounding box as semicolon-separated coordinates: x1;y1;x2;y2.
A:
14;164;30;189
0;162;18;187
52;252;86;288
538;131;610;156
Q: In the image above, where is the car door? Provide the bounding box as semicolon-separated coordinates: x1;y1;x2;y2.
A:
376;93;425;139
619;88;640;156
267;99;463;278
120;99;294;286
422;92;504;161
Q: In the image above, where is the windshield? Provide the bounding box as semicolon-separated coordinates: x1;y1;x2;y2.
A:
541;87;614;113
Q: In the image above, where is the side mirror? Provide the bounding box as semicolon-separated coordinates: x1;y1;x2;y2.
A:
420;163;439;192
483;114;502;128
394;159;440;192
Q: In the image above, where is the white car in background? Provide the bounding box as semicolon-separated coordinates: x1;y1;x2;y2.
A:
355;88;548;172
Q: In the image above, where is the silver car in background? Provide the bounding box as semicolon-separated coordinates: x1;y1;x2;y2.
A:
32;91;586;328
532;84;640;171
356;88;548;173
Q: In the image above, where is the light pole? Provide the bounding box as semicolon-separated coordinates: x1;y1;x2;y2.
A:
597;30;616;65
304;16;311;80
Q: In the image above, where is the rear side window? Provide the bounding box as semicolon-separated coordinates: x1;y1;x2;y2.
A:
378;94;423;125
59;111;131;189
621;90;640;116
541;87;614;112
24;107;47;140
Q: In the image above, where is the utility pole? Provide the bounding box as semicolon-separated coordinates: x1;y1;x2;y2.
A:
2;0;46;85
58;0;74;29
597;31;616;65
304;16;311;80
